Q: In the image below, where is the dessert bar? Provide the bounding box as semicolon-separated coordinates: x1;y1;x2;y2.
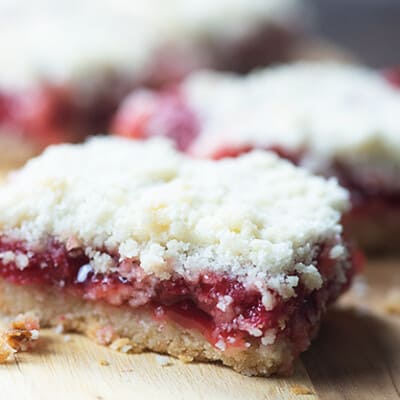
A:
0;137;355;375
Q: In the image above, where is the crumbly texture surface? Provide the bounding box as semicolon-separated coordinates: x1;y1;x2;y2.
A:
181;62;400;164
0;137;349;296
0;277;304;376
0;0;301;92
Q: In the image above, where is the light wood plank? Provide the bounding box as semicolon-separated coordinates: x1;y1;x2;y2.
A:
0;331;318;400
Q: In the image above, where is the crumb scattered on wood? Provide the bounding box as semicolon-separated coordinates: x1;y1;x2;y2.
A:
351;276;369;298
0;313;40;363
110;338;133;353
54;323;73;343
0;339;15;363
155;355;174;367
121;368;134;373
291;384;314;395
99;359;110;366
90;326;136;354
384;289;400;315
54;324;64;335
178;354;194;363
93;325;118;346
54;314;76;334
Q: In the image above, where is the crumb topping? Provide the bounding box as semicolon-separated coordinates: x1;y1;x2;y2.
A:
0;137;348;292
0;0;301;90
182;63;400;163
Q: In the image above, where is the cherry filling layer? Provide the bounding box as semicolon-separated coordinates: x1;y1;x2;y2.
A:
0;85;123;148
0;238;354;353
112;89;200;151
0;87;74;146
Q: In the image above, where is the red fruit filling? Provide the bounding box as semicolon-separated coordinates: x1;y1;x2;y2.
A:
383;67;400;89
0;237;354;353
0;84;128;150
112;89;199;151
211;145;303;164
0;87;73;146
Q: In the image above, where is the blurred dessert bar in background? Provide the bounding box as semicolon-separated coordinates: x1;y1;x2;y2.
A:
0;0;305;168
113;62;400;251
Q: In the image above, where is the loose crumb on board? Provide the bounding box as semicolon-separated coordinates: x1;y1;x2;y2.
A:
177;354;194;363
291;384;314;395
99;359;110;366
95;325;118;346
54;324;64;335
155;355;174;367
54;324;73;343
0;313;40;363
0;339;14;363
384;289;400;315
351;276;369;298
121;368;134;373
110;338;133;354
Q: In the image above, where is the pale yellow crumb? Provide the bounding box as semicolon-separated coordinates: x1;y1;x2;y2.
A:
291;384;314;395
0;338;15;363
54;324;64;335
384;289;400;315
0;312;40;363
110;337;132;353
155;355;174;367
178;354;194;363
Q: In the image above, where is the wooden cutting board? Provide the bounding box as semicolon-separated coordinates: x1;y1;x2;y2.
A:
0;259;399;400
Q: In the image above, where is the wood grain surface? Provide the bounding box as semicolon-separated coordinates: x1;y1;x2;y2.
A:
0;260;398;400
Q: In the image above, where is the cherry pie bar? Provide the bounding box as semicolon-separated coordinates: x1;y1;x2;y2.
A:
113;62;400;251
0;0;303;168
0;137;355;376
